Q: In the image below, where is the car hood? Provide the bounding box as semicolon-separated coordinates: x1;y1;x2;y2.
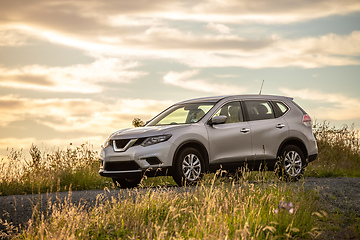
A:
111;125;190;139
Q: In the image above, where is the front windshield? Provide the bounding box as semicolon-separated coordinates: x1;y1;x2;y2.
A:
147;103;215;126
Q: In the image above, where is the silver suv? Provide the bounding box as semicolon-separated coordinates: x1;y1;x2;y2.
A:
99;95;318;187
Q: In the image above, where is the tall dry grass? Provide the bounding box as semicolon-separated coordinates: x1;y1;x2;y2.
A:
0;143;112;196
1;121;360;196
306;121;360;177
3;177;324;239
3;124;355;239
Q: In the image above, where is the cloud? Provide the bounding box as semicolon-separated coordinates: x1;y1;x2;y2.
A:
291;31;360;56
206;23;231;34
61;28;360;68
163;70;247;94
1;0;360;70
279;88;360;120
0;95;171;157
0;27;32;46
3;0;360;28
163;30;360;68
213;74;239;78
136;26;274;51
0;95;171;132
0;58;147;93
193;0;360;23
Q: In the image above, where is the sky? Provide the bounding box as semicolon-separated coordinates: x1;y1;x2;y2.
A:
1;0;360;158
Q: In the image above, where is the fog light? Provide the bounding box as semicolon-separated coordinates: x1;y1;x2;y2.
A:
145;157;162;165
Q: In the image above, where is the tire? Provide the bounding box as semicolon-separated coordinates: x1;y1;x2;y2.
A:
112;177;141;188
275;145;305;182
173;147;204;186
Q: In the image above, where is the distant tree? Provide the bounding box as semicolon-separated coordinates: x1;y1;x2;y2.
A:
132;118;145;127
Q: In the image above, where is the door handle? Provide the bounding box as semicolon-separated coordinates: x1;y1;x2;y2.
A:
240;128;250;133
276;124;286;129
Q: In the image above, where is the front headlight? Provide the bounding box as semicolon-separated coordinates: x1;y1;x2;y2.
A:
141;134;172;147
103;137;112;148
102;131;120;148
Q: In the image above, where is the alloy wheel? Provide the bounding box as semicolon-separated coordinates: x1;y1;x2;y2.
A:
182;153;202;181
284;150;302;177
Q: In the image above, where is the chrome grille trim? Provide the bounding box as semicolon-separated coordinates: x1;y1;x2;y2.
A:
113;139;138;152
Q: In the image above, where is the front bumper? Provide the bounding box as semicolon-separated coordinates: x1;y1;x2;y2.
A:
99;140;175;179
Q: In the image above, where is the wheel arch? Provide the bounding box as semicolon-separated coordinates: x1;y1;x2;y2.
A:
277;138;308;159
172;140;209;172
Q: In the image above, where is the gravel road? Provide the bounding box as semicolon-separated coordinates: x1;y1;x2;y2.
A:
1;177;360;237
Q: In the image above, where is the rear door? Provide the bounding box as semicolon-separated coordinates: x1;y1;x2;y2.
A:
243;100;289;161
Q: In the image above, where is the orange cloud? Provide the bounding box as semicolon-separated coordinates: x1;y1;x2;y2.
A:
163;70;247;94
279;88;360;120
0;58;147;93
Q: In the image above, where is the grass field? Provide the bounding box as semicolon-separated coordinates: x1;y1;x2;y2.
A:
3;176;325;239
306;121;360;178
0;121;359;239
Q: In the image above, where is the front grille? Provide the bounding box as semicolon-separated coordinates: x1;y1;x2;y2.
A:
114;139;131;149
104;161;140;171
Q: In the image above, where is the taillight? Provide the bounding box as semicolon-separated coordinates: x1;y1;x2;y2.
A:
302;114;312;127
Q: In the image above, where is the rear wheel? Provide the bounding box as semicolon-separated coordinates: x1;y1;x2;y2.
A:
112;177;141;188
173;147;204;186
275;145;305;182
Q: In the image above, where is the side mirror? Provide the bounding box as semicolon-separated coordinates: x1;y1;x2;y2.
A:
209;115;227;125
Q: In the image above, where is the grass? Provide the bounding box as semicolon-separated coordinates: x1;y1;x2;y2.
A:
0;121;359;239
2;176;323;239
1;121;359;196
305;121;360;178
0;143;112;196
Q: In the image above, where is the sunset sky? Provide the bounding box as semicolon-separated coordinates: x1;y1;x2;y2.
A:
1;0;360;158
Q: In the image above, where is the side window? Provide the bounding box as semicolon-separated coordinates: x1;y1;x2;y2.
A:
244;100;275;121
214;101;244;123
274;101;289;117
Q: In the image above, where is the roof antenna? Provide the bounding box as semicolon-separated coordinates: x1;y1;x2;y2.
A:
259;80;264;95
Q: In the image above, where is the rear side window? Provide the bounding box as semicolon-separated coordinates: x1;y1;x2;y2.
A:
244;100;275;121
273;101;289;117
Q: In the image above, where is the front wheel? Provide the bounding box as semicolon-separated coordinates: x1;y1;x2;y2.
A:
112;177;141;188
173;147;204;186
275;145;305;182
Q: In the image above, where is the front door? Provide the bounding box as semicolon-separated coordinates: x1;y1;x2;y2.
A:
206;101;252;169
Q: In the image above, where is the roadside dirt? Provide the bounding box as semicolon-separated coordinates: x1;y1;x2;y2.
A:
1;177;360;239
302;177;360;239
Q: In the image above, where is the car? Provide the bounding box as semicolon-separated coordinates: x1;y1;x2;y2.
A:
99;95;318;188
